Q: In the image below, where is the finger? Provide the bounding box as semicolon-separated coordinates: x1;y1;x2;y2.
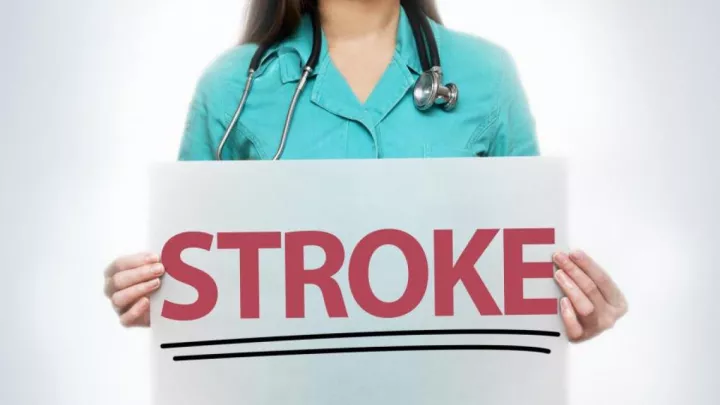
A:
111;278;161;311
560;297;584;341
569;250;625;306
553;269;595;316
105;252;159;277
553;252;605;306
105;262;165;297
119;297;150;327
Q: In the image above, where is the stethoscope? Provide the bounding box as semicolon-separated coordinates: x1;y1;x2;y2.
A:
216;6;458;161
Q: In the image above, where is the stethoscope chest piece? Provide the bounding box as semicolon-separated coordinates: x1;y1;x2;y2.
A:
413;67;459;111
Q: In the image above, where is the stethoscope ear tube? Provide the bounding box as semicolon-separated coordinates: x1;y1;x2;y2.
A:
411;4;440;68
405;5;431;72
306;6;322;70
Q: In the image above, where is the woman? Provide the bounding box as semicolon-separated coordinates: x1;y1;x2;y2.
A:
104;0;627;343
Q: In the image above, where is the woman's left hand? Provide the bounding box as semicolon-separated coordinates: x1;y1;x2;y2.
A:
552;250;628;343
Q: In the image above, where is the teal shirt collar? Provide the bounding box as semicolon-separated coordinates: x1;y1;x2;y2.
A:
271;5;424;83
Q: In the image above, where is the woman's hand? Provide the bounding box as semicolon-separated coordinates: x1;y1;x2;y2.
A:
552;250;628;343
104;252;165;327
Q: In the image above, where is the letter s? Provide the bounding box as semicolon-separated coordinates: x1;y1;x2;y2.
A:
160;232;218;321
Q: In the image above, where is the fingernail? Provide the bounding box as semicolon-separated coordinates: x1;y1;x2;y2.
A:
560;297;570;314
554;270;572;289
553;252;568;265
146;253;159;263
151;278;161;289
570;250;584;261
151;263;164;275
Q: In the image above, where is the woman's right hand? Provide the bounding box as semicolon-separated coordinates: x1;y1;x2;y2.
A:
104;252;165;327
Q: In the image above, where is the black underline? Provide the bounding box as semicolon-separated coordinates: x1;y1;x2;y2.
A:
161;329;561;349
173;345;551;361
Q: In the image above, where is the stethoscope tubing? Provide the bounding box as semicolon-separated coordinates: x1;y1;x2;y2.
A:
216;71;255;161
216;6;452;161
273;67;312;161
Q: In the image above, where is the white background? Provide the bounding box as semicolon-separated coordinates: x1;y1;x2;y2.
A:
0;0;718;404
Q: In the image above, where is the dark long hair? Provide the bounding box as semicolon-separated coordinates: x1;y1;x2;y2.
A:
240;0;441;46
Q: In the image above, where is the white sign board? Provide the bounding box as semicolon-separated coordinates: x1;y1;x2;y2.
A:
149;157;568;405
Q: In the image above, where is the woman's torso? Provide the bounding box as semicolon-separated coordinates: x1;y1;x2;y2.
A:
178;7;539;161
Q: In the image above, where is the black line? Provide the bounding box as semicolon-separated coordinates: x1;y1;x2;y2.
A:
161;329;561;349
173;345;551;361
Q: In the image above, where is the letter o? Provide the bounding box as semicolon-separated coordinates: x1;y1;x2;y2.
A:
348;230;428;318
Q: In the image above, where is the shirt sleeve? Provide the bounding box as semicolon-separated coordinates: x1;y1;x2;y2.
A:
177;81;219;161
488;50;540;157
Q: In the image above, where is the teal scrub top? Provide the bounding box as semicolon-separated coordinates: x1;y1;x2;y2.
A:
178;6;539;161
